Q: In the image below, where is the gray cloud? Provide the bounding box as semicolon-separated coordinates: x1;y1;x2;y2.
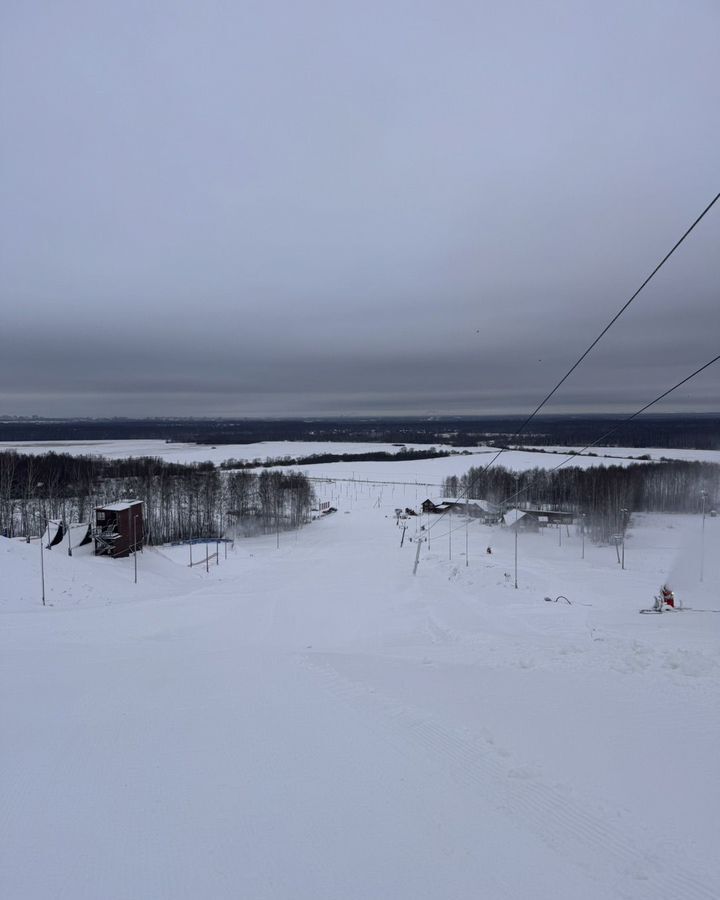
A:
1;1;719;417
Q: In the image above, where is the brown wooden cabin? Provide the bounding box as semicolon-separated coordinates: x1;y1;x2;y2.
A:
95;500;144;558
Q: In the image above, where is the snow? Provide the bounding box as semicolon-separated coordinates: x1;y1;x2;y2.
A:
101;499;143;512
440;497;499;510
2;450;719;899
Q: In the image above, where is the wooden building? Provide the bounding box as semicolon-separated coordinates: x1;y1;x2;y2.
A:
421;498;502;524
502;506;574;531
95;500;144;558
502;508;540;532
518;507;575;526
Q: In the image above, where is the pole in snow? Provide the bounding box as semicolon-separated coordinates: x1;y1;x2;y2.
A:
413;534;422;575
700;490;706;582
465;508;469;567
133;515;138;584
40;528;46;606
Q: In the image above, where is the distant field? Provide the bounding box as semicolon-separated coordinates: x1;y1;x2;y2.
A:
3;440;718;491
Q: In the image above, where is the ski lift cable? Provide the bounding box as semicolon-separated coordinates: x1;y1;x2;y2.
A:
501;351;720;507
425;190;720;536
415;354;720;547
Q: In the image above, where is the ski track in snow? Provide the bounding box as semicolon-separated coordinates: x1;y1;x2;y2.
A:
300;653;716;900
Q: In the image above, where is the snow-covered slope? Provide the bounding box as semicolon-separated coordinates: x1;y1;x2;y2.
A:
2;472;718;899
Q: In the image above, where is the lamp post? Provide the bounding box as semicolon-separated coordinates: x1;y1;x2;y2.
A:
513;475;519;589
39;522;46;606
465;504;469;567
29;505;46;606
514;510;518;589
700;490;707;582
188;497;193;567
133;514;138;584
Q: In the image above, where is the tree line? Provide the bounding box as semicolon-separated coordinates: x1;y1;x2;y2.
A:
2;414;718;450
0;451;314;544
443;459;719;541
219;447;456;470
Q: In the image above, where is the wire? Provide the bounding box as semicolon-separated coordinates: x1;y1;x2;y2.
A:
500;351;720;506
513;192;719;438
426;190;720;535
426;351;720;545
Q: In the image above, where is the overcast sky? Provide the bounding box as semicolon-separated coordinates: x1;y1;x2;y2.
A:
1;1;718;418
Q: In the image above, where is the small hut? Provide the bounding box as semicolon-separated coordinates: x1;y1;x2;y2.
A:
95;500;144;558
502;508;539;532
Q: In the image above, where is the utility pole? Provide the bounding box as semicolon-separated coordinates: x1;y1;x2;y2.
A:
581;514;586;560
514;478;519;589
700;490;707;582
621;508;628;570
205;542;209;573
133;515;138;584
465;508;469;567
449;505;452;561
39;525;46;606
188;504;193;567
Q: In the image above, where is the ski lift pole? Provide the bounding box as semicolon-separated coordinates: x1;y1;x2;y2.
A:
413;532;423;575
